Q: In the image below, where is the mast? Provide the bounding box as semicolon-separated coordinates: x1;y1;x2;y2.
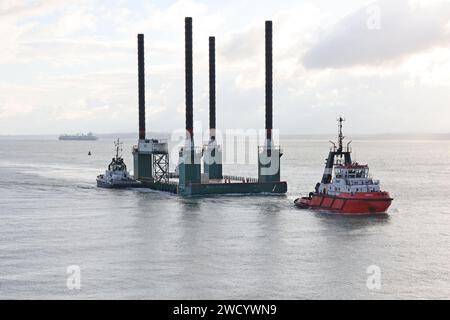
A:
321;117;351;184
337;116;345;153
115;138;122;159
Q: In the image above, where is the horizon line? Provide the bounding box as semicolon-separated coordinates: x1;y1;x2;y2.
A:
1;131;450;137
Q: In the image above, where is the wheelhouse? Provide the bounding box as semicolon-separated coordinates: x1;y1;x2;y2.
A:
334;164;369;179
316;163;381;195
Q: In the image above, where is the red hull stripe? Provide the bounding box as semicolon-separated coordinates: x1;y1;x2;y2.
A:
295;194;393;214
310;195;393;202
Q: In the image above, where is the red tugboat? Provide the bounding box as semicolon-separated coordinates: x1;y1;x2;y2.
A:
294;117;393;214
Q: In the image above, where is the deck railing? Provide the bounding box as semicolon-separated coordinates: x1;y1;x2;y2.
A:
346;179;380;186
223;175;258;183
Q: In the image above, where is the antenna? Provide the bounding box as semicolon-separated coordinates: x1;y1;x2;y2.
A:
337;116;345;153
115;138;123;158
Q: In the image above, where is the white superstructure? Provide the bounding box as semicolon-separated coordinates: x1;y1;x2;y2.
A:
317;163;381;196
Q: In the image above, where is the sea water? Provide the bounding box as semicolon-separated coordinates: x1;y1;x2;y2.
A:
0;136;449;299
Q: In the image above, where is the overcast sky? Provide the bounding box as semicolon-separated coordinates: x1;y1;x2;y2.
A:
1;0;450;135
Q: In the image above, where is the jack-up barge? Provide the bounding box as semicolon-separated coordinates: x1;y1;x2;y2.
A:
129;18;287;196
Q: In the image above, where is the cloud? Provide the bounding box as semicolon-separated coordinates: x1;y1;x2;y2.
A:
0;0;66;19
303;0;450;69
0;0;88;64
38;5;97;37
0;101;34;118
222;24;263;63
218;3;327;92
54;99;110;121
17;38;131;66
1;0;450;135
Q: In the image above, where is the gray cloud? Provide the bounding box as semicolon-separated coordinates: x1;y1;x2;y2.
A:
303;0;450;69
221;25;264;62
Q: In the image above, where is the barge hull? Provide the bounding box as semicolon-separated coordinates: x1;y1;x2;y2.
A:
181;181;287;196
137;180;287;196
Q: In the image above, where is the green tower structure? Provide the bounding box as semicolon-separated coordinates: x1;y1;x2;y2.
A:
178;145;202;194
204;142;223;180
258;143;282;183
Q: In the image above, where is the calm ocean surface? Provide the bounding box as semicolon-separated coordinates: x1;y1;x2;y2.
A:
1;136;450;299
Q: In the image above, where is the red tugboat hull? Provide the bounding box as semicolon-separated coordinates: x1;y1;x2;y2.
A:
294;192;393;214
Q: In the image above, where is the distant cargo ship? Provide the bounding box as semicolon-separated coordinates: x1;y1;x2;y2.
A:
58;132;98;141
